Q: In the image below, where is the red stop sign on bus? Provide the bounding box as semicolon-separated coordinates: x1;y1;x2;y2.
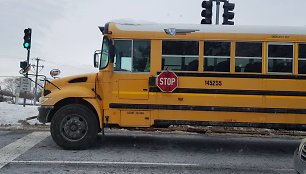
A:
156;71;179;92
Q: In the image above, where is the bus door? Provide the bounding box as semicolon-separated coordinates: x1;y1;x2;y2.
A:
113;40;151;100
111;39;151;127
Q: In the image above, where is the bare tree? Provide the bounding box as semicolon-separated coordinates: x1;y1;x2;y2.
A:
0;77;37;104
0;77;20;102
0;77;19;95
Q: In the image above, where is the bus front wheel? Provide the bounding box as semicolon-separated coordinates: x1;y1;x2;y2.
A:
51;104;98;150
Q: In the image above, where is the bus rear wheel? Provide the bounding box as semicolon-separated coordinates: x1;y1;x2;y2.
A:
51;104;98;150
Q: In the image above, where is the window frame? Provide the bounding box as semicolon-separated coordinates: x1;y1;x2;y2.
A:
113;39;151;74
235;41;263;74
203;41;231;73
298;43;306;75
267;42;294;74
161;40;199;72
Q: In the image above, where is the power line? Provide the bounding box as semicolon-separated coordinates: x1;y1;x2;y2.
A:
0;76;22;78
0;54;24;60
43;60;93;70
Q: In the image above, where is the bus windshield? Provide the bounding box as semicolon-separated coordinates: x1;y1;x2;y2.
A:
100;37;109;69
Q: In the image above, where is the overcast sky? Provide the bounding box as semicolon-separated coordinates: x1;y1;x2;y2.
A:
1;0;306;79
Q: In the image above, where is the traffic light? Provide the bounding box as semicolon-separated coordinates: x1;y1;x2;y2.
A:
23;28;32;50
201;1;213;24
223;1;235;25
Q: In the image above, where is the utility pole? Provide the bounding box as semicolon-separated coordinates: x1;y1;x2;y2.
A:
32;58;44;105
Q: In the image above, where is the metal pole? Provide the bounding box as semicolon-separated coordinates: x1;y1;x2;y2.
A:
33;58;39;105
23;49;30;107
216;0;220;25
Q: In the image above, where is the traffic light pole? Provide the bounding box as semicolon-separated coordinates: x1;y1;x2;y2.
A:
216;0;221;25
23;48;30;107
213;0;227;25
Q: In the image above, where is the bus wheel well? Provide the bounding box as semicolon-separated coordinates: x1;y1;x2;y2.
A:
48;98;101;130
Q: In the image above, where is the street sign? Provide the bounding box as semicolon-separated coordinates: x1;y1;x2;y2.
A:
156;71;179;92
20;77;31;92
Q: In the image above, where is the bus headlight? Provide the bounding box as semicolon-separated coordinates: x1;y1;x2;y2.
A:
39;97;49;104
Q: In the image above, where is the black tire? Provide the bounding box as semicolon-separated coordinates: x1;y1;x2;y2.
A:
51;104;99;150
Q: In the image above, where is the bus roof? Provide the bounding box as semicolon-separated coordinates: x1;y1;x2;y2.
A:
110;22;306;35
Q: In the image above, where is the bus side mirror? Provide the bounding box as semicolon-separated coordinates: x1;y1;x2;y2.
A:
94;50;101;68
50;69;61;79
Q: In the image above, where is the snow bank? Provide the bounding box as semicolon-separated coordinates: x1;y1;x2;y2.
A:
0;102;39;126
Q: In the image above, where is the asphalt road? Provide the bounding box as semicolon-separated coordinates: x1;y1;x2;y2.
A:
0;129;302;174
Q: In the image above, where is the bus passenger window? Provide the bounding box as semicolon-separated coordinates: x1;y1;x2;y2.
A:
162;41;199;71
204;41;230;72
268;43;293;73
133;40;151;72
114;40;151;72
235;42;262;73
298;44;306;74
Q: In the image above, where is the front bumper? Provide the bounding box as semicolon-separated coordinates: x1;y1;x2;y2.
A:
294;148;306;174
37;106;54;123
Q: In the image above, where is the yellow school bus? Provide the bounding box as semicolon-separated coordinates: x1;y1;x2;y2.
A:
38;22;306;149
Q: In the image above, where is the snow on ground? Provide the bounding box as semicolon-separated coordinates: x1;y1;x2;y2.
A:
0;102;40;126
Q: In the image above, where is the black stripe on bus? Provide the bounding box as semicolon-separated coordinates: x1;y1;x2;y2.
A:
154;120;306;131
149;87;306;96
157;72;306;80
109;103;306;114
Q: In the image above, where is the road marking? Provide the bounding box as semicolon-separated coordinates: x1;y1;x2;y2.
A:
274;168;295;171
11;160;199;167
9;160;296;172
0;132;49;169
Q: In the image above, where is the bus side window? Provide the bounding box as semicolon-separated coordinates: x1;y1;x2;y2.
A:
298;44;306;74
267;43;293;74
114;40;132;72
162;41;199;71
204;41;231;72
114;40;151;72
235;42;262;73
133;40;151;72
